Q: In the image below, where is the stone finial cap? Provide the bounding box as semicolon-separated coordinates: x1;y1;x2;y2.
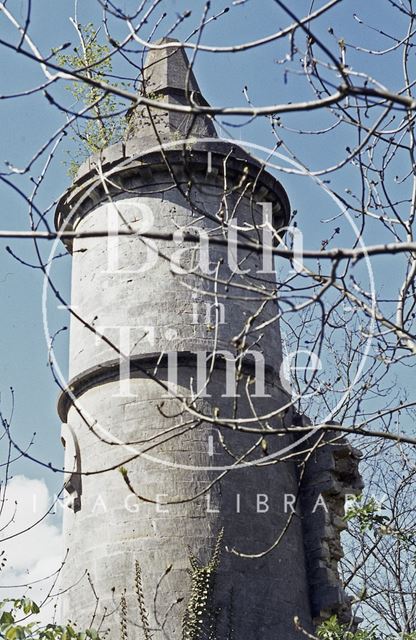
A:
126;38;217;148
142;37;202;96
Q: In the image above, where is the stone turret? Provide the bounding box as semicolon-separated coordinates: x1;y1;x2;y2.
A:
56;40;359;639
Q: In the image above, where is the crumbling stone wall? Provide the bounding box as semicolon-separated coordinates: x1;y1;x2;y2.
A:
297;422;364;626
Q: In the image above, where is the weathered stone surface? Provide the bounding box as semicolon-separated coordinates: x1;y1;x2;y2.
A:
56;38;360;640
297;419;363;626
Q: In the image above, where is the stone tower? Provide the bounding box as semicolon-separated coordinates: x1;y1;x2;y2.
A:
56;40;362;639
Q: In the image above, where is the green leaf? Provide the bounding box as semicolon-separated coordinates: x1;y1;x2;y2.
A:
0;610;15;624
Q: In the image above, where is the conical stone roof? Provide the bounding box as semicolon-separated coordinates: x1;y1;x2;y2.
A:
126;38;217;154
142;37;205;95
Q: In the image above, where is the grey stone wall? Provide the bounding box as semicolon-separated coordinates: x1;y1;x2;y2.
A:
56;38;363;640
58;155;314;639
298;423;363;626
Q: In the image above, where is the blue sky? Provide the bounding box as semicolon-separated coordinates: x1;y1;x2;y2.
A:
0;0;412;503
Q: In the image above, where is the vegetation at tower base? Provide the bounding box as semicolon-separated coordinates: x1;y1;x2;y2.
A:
118;530;226;640
0;600;389;640
0;597;100;639
316;616;377;640
133;562;152;640
1;486;415;640
181;529;223;640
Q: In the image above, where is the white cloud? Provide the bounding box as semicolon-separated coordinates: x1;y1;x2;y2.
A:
0;475;63;624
